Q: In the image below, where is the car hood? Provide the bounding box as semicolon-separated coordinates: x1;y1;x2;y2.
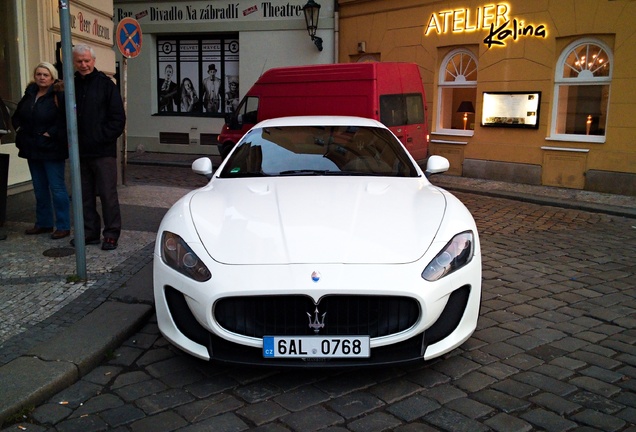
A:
189;177;447;265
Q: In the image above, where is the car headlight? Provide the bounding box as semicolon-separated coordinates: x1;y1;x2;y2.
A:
422;231;474;282
161;231;211;282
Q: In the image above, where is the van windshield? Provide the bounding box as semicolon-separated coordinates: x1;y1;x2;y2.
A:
219;124;420;178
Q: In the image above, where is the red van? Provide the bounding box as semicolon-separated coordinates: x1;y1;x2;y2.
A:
217;62;429;160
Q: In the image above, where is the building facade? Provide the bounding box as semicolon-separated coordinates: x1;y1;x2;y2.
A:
1;0;119;190
339;0;636;195
1;0;335;189
113;0;335;156
3;0;634;195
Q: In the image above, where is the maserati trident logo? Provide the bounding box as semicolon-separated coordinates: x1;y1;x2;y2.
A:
307;307;326;333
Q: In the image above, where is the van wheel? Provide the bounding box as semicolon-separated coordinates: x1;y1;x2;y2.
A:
220;142;234;159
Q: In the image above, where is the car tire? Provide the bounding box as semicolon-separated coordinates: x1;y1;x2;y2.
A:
220;142;234;159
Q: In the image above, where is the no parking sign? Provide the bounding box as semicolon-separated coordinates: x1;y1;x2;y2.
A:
116;18;142;58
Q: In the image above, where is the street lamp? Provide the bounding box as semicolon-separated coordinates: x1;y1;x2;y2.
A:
303;0;323;51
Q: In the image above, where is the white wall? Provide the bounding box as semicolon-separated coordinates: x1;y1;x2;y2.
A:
116;0;335;154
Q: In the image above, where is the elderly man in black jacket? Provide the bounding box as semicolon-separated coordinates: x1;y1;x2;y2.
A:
72;44;126;251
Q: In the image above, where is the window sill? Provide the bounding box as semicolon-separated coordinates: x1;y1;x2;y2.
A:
546;134;605;144
432;129;475;137
541;146;590;153
431;139;468;145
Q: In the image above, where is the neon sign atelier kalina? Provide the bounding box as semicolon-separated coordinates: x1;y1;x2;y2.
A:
424;3;547;48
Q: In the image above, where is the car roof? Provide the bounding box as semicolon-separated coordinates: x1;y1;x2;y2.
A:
253;115;387;129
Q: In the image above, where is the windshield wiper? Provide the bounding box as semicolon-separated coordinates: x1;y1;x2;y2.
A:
224;171;270;178
278;169;329;176
277;169;385;177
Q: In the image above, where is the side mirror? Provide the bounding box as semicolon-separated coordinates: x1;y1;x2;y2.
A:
192;157;214;179
425;155;450;178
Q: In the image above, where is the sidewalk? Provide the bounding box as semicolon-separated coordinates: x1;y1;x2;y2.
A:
0;176;194;425
1;153;635;426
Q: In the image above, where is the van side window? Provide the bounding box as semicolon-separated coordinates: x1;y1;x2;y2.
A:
380;94;424;127
234;96;259;127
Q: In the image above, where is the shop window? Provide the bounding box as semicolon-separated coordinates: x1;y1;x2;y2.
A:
550;39;612;143
157;36;239;116
437;49;478;135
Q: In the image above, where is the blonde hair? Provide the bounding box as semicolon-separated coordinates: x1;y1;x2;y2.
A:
34;62;58;81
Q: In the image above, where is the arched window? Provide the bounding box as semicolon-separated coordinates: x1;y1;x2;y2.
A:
437;49;478;134
551;39;612;142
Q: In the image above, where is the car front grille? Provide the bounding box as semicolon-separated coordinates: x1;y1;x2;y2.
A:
214;295;420;338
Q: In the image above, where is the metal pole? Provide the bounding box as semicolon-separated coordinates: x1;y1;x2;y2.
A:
58;0;86;279
122;58;127;185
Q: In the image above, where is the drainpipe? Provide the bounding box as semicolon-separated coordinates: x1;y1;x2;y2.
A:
334;0;339;63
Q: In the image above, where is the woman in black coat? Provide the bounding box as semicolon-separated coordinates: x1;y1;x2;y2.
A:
12;62;70;239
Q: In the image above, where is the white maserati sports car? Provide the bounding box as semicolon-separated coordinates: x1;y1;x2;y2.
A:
153;116;481;367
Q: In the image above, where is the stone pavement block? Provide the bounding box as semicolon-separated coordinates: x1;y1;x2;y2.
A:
529;392;582;415
28;302;153;376
491;378;538;399
31;402;73;424
580;365;626;383
570;350;622;370
273;385;330;412
479;361;519;380
159;367;206;388
186;375;242;399
55;413;110;432
515;371;578;396
111;371;152;390
129;410;188;432
135;347;175;367
108;345;145;367
521;408;578;432
135;388;195;415
236;401;290;427
454;370;498;392
387;395;440;422
114;379;168;403
111;261;154;305
572;408;626;430
69;393;124;418
484;412;533;432
314;372;378;397
406;368;451;388
327;392;385;419
569;391;625;414
48;380;103;408
472;389;531;413
617;407;636;425
444;397;494;419
502;353;544;370
423;384;466;405
100;404;146;428
176;394;244;423
347;411;401;432
368;379;422;404
569;376;622;398
82;365;122;386
425;407;490;432
0;356;77;425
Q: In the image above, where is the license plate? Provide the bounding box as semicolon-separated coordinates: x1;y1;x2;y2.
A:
263;336;370;358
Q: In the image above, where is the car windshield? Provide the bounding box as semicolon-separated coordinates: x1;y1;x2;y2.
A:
218;125;420;178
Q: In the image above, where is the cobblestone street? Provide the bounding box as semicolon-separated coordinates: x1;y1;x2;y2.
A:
2;162;634;431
